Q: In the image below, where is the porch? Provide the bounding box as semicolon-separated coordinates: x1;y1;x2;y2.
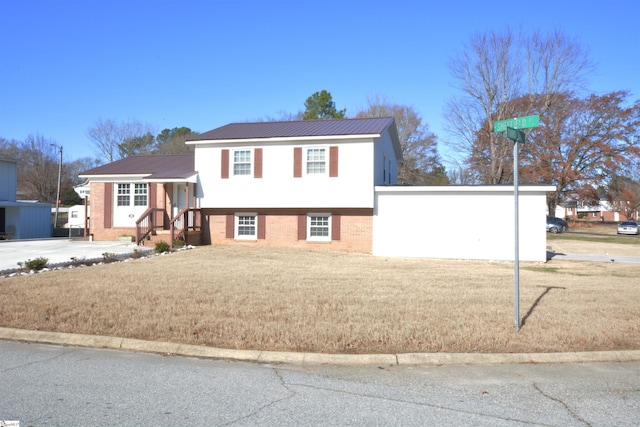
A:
136;206;203;246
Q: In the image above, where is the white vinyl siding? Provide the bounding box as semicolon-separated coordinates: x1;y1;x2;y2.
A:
193;138;377;209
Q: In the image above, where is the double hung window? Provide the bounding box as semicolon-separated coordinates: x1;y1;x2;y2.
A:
233;150;252;176
222;148;262;179
236;214;257;239
117;184;130;206
134;183;148;206
294;146;337;178
306;148;326;174
117;183;148;207
307;214;331;241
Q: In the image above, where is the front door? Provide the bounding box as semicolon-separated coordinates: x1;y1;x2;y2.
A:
0;207;5;233
173;184;188;228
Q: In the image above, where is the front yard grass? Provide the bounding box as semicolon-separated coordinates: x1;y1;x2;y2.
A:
0;242;638;354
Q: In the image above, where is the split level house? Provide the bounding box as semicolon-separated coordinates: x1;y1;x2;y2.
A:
80;117;555;262
79;117;402;252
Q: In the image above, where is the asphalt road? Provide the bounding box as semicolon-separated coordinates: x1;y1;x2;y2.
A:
1;341;639;426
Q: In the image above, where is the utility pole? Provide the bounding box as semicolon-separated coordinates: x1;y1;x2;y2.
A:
54;145;62;229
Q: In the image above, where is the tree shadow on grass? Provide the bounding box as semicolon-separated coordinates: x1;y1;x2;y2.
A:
521;286;566;328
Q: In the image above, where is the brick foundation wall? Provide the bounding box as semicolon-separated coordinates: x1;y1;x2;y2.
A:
203;209;373;253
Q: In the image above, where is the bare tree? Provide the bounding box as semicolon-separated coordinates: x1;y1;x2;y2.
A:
356;95;447;185
87;118;156;163
16;134;60;202
447;166;476;185
445;29;522;184
445;28;594;184
2;135;103;204
524;29;594;111
67;157;101;186
0;137;21;159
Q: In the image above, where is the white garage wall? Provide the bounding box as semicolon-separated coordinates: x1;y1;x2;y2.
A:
373;186;555;262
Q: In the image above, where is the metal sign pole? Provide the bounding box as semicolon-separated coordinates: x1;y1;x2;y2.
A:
495;117;538;332
513;140;520;332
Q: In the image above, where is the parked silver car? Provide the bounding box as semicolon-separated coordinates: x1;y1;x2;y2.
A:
546;216;567;233
617;221;639;235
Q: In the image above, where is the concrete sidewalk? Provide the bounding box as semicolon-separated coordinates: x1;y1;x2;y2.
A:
0;238;150;272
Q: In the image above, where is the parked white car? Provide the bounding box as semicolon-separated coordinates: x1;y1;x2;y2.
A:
617;221;639;235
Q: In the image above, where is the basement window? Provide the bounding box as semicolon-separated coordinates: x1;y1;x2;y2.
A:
308;214;331;241
235;214;257;239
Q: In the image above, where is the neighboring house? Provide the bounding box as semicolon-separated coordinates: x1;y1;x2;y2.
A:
79;154;198;243
73;182;90;199
68;204;90;230
555;198;639;222
0;158;52;239
80;118;554;261
67;205;86;228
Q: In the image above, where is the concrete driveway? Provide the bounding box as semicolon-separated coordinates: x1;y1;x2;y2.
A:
0;238;151;272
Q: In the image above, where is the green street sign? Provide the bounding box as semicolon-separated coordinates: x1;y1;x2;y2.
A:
494;115;539;132
506;127;525;143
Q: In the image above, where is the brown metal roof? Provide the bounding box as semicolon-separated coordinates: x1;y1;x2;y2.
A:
79;154;195;179
188;117;396;141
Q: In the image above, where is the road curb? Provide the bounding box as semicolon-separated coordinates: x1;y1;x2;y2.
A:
1;327;638;366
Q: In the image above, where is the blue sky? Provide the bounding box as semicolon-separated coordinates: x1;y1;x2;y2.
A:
1;0;639;166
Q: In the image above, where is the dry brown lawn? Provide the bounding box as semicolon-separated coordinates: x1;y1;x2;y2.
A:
0;240;638;354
